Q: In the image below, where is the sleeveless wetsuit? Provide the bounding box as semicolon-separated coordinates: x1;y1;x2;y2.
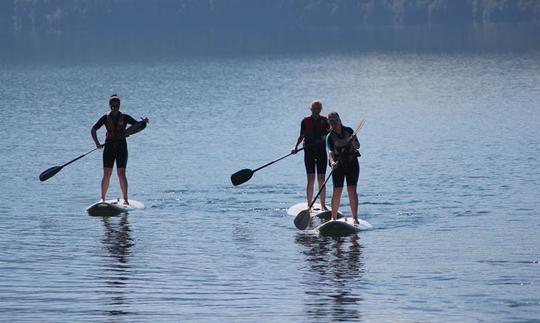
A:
300;115;329;174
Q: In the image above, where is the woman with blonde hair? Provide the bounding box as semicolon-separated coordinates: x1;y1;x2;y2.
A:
291;100;330;210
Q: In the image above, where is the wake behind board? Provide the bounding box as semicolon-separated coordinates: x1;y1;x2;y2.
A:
317;217;373;237
287;202;343;221
86;199;144;217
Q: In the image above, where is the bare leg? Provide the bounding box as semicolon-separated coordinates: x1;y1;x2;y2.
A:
101;168;113;201
306;173;315;207
347;185;359;224
317;173;328;210
117;167;129;205
331;187;343;220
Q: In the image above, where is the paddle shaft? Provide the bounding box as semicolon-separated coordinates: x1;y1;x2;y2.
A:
65;121;146;167
308;169;334;209
60;147;100;168
252;147;305;172
251;139;329;173
61;130;139;168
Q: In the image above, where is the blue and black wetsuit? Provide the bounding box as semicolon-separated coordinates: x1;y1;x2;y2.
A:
326;126;360;188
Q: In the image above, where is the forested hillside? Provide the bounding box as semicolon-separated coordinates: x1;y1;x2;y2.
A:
1;0;539;35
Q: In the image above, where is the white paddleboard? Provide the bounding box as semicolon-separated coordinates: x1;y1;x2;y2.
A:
287;202;322;216
317;217;372;237
287;202;342;220
86;199;144;216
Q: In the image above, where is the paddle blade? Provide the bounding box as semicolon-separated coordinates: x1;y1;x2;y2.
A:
294;209;311;230
231;169;253;186
39;166;63;182
125;121;147;137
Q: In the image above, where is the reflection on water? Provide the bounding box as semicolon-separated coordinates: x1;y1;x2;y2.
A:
100;215;134;317
296;233;365;321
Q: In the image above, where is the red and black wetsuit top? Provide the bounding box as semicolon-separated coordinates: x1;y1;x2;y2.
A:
92;112;137;143
300;115;329;151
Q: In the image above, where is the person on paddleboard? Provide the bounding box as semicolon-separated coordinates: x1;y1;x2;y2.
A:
291;100;330;211
326;112;361;224
91;94;148;205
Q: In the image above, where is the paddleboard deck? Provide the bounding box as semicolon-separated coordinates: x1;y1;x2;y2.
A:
287;202;342;220
317;217;373;237
86;199;144;217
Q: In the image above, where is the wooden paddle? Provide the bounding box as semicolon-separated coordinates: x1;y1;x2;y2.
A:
294;119;365;230
39;120;147;182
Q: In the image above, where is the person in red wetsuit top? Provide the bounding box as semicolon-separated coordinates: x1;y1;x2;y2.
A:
91;94;148;205
291;100;330;211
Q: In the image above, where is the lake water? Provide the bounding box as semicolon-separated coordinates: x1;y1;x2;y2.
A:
1;51;539;322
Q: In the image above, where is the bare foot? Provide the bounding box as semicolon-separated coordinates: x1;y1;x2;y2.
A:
353;218;359;225
123;200;129;206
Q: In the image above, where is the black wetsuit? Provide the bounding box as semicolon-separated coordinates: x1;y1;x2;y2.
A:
93;113;137;168
326;126;360;188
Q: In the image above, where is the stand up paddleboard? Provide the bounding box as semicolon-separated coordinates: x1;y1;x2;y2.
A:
287;202;343;221
86;199;144;217
317;217;373;237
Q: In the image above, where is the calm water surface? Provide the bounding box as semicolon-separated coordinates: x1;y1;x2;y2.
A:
1;52;539;322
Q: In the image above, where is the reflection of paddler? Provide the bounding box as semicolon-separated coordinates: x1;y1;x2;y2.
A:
101;215;133;264
291;100;330;211
326;112;361;224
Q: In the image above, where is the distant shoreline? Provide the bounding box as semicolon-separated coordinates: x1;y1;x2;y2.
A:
2;22;539;62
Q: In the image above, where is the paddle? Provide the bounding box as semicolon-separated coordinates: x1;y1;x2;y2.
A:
231;143;315;186
294;119;365;230
39;121;147;182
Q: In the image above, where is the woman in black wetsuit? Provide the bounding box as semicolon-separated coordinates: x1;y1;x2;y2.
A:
91;94;148;205
326;112;361;224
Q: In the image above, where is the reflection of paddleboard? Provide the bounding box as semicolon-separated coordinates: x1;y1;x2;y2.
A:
86;199;144;217
317;217;372;237
287;202;342;220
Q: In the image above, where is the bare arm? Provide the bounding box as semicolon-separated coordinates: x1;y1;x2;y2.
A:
291;134;304;154
91;127;103;148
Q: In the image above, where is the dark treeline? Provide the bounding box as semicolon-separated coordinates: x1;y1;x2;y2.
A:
2;0;540;35
2;0;539;60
